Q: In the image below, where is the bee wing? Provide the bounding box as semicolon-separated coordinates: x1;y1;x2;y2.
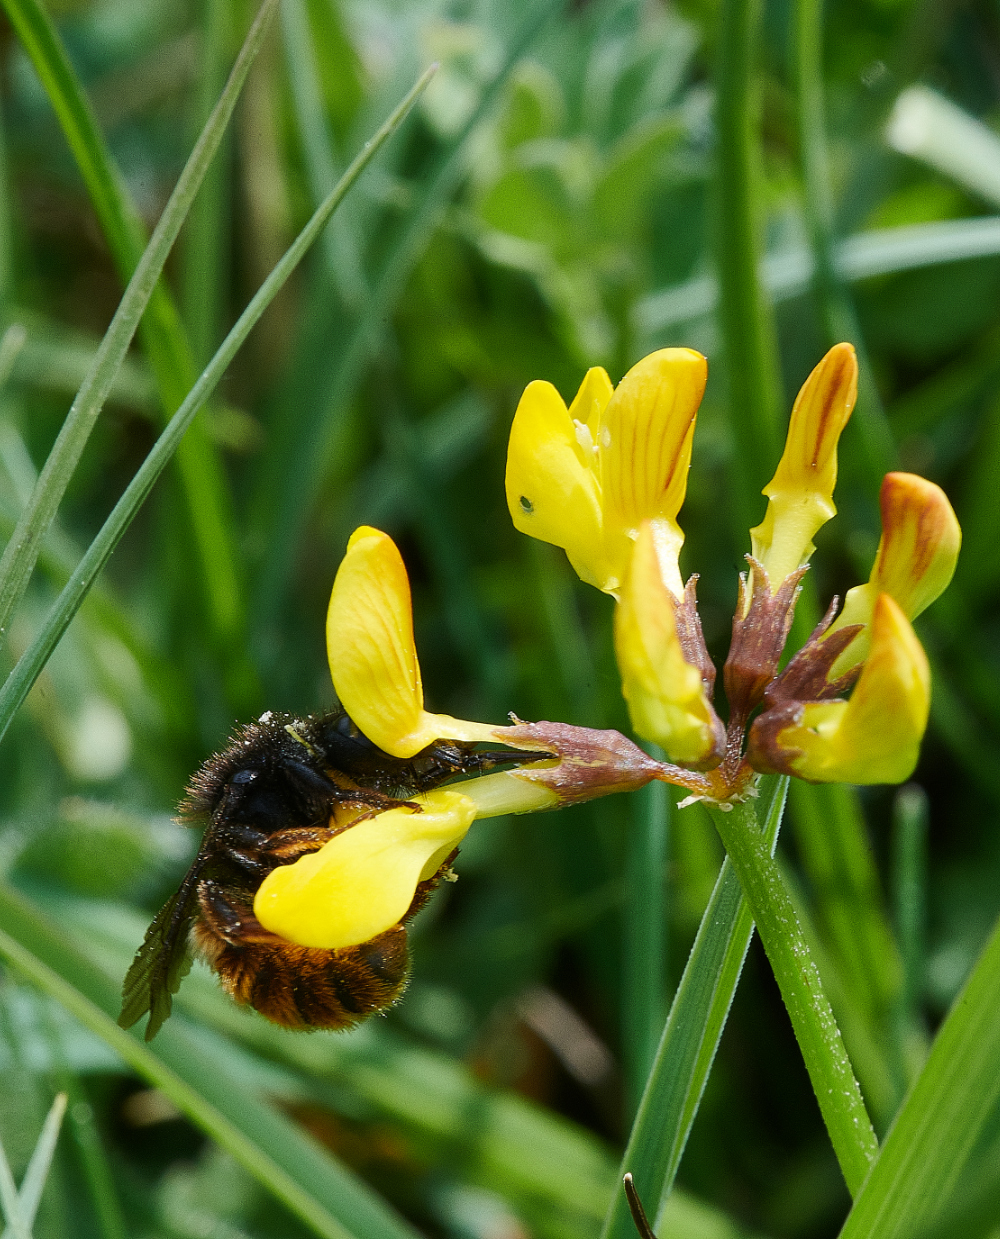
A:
119;857;206;1041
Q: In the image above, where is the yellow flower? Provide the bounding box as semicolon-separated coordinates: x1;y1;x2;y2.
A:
506;348;706;598
255;526;688;950
507;343;960;795
255;788;477;949
824;471;961;676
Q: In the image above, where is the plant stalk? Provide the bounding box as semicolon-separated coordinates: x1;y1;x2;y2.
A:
706;797;878;1196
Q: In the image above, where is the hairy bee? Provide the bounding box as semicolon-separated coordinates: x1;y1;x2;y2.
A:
119;708;536;1040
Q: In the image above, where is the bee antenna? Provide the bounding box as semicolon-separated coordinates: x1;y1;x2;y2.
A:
622;1174;658;1239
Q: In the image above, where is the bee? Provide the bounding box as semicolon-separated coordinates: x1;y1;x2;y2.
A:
119;708;538;1040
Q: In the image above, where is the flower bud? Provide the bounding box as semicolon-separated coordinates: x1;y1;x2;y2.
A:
826;473;961;675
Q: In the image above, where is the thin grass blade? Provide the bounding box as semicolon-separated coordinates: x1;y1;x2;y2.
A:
637;217;1000;338
0;0;242;642
0;0;278;644
0;67;435;746
601;777;788;1239
0;1094;68;1239
714;0;783;534
0;1134;29;1239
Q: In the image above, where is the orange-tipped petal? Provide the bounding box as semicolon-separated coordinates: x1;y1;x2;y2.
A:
750;343;857;588
827;473;961;675
614;523;725;766
255;789;476;949
759;594;930;784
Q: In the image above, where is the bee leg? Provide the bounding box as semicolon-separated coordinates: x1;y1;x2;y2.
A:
258;826;338;863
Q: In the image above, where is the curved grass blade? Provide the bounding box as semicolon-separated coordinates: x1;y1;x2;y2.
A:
0;0;242;642
0;0;278;645
0;67;436;747
601;778;788;1239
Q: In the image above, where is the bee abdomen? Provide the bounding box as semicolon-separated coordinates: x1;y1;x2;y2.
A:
192;893;410;1031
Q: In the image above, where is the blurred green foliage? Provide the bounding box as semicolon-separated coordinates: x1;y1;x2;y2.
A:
0;0;999;1235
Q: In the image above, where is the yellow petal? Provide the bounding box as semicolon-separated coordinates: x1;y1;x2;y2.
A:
328;527;501;757
599;349;705;595
505;378;617;591
614;523;725;766
777;594;930;784
568;364;614;437
750;343;857;588
254;789;476;949
826;473;961;675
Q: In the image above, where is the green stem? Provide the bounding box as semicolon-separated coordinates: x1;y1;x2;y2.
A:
706;797;878;1196
714;0;783;530
790;0;895;492
623;765;669;1117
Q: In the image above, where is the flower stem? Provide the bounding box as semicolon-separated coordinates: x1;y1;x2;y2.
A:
706;797;878;1196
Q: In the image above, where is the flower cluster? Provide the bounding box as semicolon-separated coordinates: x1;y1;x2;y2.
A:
506;343;959;802
254;343;958;956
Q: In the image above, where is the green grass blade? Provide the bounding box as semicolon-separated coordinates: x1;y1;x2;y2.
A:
0;67;435;746
601;778;788;1239
837;911;1000;1237
181;0;232;366
623;767;669;1117
0;1137;29;1239
890;785;929;1078
1;1093;67;1239
637;217;1000;337
714;0;783;534
280;0;365;305
886;86;1000;209
0;881;419;1239
1;0;242;642
251;0;560;625
0;0;277;644
788;782;904;1103
789;0;893;490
